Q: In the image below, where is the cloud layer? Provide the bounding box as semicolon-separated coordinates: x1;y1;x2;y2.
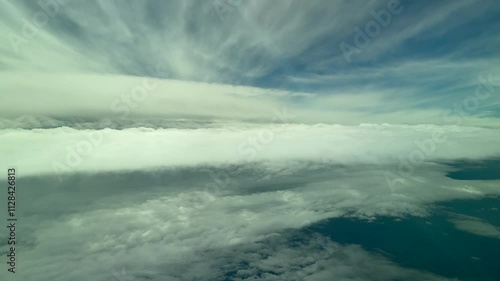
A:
1;0;500;280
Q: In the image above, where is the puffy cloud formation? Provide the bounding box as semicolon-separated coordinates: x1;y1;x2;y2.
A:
1;124;499;179
0;160;489;280
1;124;500;280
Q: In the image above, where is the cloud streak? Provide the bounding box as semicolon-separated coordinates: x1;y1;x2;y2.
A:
1;0;500;280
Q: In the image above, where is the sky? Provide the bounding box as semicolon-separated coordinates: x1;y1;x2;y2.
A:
0;1;499;281
1;0;499;127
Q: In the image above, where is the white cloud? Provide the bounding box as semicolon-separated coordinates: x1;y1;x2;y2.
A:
1;123;500;179
1;71;499;127
449;214;500;239
2;123;498;280
0;1;499;279
4;164;474;280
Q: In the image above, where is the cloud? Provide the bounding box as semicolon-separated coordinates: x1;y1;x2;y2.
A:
449;214;500;239
4;120;500;280
3;123;499;280
2;164;474;280
0;72;309;123
1;1;499;280
1;0;499;121
2;123;500;178
1;69;498;127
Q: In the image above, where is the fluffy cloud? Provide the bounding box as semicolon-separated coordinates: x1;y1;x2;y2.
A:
1;123;499;280
1;124;499;179
2;161;486;280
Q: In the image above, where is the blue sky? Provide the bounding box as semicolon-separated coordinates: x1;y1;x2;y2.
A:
1;0;499;127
